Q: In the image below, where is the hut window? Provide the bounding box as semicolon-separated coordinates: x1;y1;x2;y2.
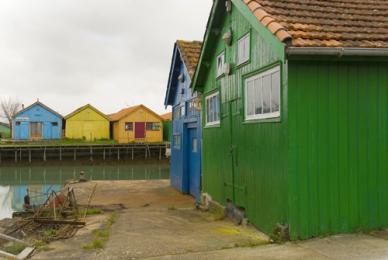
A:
16;121;21;126
125;122;133;131
205;92;220;126
173;105;185;119
245;66;280;120
146;122;161;131
51;122;58;126
173;135;181;149
216;51;225;77
237;33;250;65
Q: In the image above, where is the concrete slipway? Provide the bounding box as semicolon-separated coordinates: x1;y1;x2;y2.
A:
31;180;388;260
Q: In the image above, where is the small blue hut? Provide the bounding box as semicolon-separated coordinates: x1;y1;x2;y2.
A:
164;40;202;201
13;101;63;140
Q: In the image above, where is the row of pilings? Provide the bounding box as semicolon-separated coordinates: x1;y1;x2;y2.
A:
0;143;167;164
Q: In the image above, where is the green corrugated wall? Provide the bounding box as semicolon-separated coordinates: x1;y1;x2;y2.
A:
200;4;289;235
288;60;388;240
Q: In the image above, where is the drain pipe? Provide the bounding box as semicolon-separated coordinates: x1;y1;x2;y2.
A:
287;47;388;57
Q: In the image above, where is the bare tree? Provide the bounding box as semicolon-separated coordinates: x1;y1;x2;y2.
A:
1;98;21;138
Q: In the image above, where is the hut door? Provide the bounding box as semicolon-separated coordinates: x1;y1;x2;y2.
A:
135;122;145;139
227;99;246;208
30;122;42;140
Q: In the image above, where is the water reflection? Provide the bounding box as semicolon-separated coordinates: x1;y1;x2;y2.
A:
0;162;169;219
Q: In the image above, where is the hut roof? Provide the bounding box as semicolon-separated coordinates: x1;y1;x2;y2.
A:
64;104;110;121
13;101;63;119
176;40;202;78
160;112;172;121
244;0;388;48
109;105;163;122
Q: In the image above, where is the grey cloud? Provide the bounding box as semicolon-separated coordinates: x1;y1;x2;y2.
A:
0;0;212;115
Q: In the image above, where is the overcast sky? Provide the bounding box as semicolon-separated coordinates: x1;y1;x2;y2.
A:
0;0;212;118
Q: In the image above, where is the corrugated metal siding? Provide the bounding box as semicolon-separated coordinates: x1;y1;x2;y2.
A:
288;60;388;240
201;6;288;235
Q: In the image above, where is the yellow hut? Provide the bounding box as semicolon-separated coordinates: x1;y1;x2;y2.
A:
110;105;163;143
65;104;110;141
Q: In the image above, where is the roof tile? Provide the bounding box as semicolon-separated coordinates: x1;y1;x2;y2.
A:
176;40;202;78
245;0;388;48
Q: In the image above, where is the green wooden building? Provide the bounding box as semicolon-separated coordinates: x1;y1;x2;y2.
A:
0;122;10;139
193;0;388;240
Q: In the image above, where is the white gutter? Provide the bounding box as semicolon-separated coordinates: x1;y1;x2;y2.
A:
287;47;388;57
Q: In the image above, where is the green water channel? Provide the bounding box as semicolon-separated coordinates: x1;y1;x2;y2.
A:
0;162;170;219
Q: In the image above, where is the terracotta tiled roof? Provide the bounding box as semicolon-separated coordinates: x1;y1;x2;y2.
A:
160;112;172;121
176;40;202;78
109;105;163;122
109;105;141;122
244;0;388;48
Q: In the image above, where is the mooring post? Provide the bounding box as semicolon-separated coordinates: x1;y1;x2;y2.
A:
29;149;31;163
43;147;46;162
159;146;162;160
103;148;106;161
59;147;62;161
117;147;120;161
74;148;77;161
15;150;17;163
90;147;93;161
19;148;22;162
145;147;147;159
132;146;134;160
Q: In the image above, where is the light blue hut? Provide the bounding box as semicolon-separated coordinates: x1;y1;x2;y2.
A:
13;101;63;140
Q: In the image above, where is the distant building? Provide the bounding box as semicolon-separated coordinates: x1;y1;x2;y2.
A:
0;122;10;138
160;112;172;142
164;40;202;201
110;105;163;143
65;104;110;141
12;101;63;140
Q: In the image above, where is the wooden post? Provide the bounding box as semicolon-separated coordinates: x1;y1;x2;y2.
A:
145;147;147;159
132;146;134;160
90;147;93;161
159;146;162;160
29;149;31;163
117;147;120;161
19;148;22;161
43;147;46;162
0;150;2;164
15;150;17;163
74;148;77;161
59;147;62;161
103;148;106;161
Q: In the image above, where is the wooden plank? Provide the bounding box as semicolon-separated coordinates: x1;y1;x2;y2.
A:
0;249;16;259
33;219;85;226
17;247;35;260
0;233;29;245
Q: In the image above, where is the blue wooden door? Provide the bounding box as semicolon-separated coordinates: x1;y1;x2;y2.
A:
187;127;200;200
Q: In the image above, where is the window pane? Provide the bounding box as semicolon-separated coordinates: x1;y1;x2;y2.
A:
271;71;280;112
192;138;198;153
262;74;271;113
246;80;254;116
254;78;262;115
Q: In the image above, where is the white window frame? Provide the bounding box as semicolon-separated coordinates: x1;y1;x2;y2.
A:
237;33;250;65
216;51;225;77
205;91;220;126
244;66;281;121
